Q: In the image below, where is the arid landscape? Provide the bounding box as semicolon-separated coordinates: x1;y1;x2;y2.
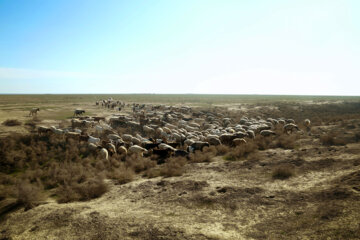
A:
1;94;360;240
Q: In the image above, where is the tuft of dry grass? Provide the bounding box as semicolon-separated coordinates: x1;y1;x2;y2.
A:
272;165;294;180
16;180;44;210
2;119;22;126
320;133;346;146
160;157;187;177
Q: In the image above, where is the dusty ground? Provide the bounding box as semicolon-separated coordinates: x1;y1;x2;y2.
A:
1;95;360;239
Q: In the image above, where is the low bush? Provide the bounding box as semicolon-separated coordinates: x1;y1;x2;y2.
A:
160;157;187;177
272;165;294;180
2;119;21;126
16;180;43;210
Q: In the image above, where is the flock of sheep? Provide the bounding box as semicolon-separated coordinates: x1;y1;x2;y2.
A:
31;99;311;162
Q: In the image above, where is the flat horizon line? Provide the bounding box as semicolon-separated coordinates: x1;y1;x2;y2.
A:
0;93;360;97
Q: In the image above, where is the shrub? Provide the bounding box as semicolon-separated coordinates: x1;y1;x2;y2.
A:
272;165;294;180
160;157;187;177
56;177;108;203
320;133;346;146
189;151;214;163
16;180;43;210
274;134;297;149
2;119;21;126
107;166;134;184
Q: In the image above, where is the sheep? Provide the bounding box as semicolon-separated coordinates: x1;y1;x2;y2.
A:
88;135;101;145
88;143;98;151
107;134;122;141
143;125;155;136
122;134;133;142
106;143;117;155
117;145;127;155
286;119;295;124
246;130;255;139
38;126;51;135
260;130;276;137
29;108;40;116
158;143;176;151
50;126;64;135
232;138;247;146
74;109;85;117
128;145;148;156
188;141;210;152
71;119;84;129
99;148;109;161
283;123;300;134
206;136;221;146
65;132;81;141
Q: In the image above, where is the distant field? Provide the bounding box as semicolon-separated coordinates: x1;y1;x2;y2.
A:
1;94;360;106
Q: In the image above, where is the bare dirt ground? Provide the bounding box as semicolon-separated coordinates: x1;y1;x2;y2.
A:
1;95;360;240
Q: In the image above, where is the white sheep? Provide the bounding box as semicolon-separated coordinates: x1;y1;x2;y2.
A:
88;136;100;145
99;148;109;161
128;145;148;156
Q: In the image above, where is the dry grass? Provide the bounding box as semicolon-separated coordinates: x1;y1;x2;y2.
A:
272;165;294;180
2;119;22;126
16;180;44;210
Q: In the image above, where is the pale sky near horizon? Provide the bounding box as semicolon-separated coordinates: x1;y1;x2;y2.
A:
0;0;359;95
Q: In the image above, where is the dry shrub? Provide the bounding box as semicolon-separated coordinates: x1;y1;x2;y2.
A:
107;166;134;184
24;120;36;130
254;135;272;150
272;165;294;180
189;150;214;163
223;142;257;161
144;168;162;178
2;119;21;126
320;133;346;146
274;134;297;149
56;176;107;203
316;203;343;221
160;157;187;177
125;154;156;173
215;144;230;155
16;180;43;210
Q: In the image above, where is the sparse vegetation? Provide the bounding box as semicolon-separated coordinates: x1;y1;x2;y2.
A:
272;165;294;180
2;119;21;126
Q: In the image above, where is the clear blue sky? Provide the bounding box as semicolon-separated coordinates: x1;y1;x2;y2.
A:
0;0;359;95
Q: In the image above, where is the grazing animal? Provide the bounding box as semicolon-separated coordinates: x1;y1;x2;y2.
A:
117;146;127;155
128;145;148;155
38;126;51;135
99;148;109;161
260;130;276;137
188;141;210;152
283;123;300;134
88;136;101;145
74;109;85;117
29;108;40;116
232;138;247;146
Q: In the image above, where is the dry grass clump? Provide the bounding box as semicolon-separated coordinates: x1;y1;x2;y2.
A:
125;154;156;173
223;142;257;161
159;157;187;177
56;176;108;203
215;144;230;155
272;165;294;180
16;180;44;210
2;119;21;126
320;133;346;146
189;150;214;163
107;165;134;184
273;133;297;149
